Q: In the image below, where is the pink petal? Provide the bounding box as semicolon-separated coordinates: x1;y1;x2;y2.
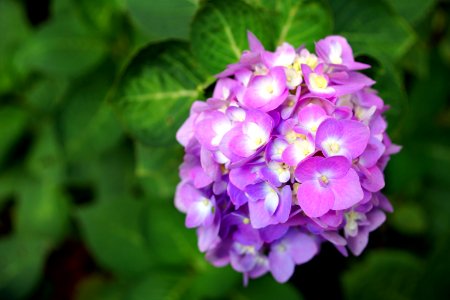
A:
297;180;334;217
317;156;350;179
341;120;370;158
330;168;364;210
295;156;322;182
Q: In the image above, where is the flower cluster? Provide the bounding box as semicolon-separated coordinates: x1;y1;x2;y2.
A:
175;32;400;284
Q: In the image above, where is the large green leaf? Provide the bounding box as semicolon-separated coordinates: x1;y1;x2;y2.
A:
127;0;199;41
0;106;28;165
16;179;70;243
15;13;107;78
75;275;125;300
329;0;415;61
191;0;271;75
144;204;199;267
343;250;423;300
188;264;241;299
265;0;332;48
136;142;182;200
0;0;31;94
77;199;154;277
58;65;123;161
233;275;303;300
0;235;48;299
383;0;436;25
111;41;210;146
25;76;69;113
27;123;65;183
127;272;192;300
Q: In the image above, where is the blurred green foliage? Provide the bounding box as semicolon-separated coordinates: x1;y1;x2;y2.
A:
0;0;449;299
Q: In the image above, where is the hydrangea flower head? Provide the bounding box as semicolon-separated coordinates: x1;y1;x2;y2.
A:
175;32;400;284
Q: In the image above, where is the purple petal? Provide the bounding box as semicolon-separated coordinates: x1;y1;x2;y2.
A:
227;183;249;208
366;209;386;231
315;35;369;70
265;138;288;161
330;168;364;210
286;231;319;264
213;78;238;100
297;180;334;217
269;246;295;283
185;198;214;228
316;119;370;159
282;138;315;166
265;192;279;216
322;231;347;246
247;31;265;52
245;182;272;201
297;103;329;135
242;67;288;112
263;43;296;67
361;165;385;192
274;185;292;224
248;199;273;229
359;137;385;168
259;225;289;243
347;227;369;256
198;217;220;252
195;111;232;149
175;181;202;213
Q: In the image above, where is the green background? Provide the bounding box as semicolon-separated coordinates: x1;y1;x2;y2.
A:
0;0;449;299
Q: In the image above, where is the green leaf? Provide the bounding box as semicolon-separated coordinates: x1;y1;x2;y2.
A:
144;204;199;267
78;0;126;36
58;65;123;161
189;265;240;299
0;106;28;165
111;41;210;146
384;0;436;25
0;0;31;94
330;0;415;61
127;272;193;300
390;202;427;235
0;235;48;299
75;275;125;300
372;57;407;133
233;275;303;300
343;250;423;300
414;236;450;300
16;179;70;242
15;13;107;78
136;143;182;200
27;123;65;183
191;0;271;75
127;0;199;41
77;199;154;277
269;0;332;48
0;168;22;210
424;188;450;238
25;76;69;113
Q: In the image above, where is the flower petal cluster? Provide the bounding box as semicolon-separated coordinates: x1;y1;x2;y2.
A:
175;32;400;283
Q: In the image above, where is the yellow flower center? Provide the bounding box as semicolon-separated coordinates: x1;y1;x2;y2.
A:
309;73;328;89
320;175;329;185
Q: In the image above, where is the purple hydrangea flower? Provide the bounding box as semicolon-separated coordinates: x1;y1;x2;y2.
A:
175;32;400;284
